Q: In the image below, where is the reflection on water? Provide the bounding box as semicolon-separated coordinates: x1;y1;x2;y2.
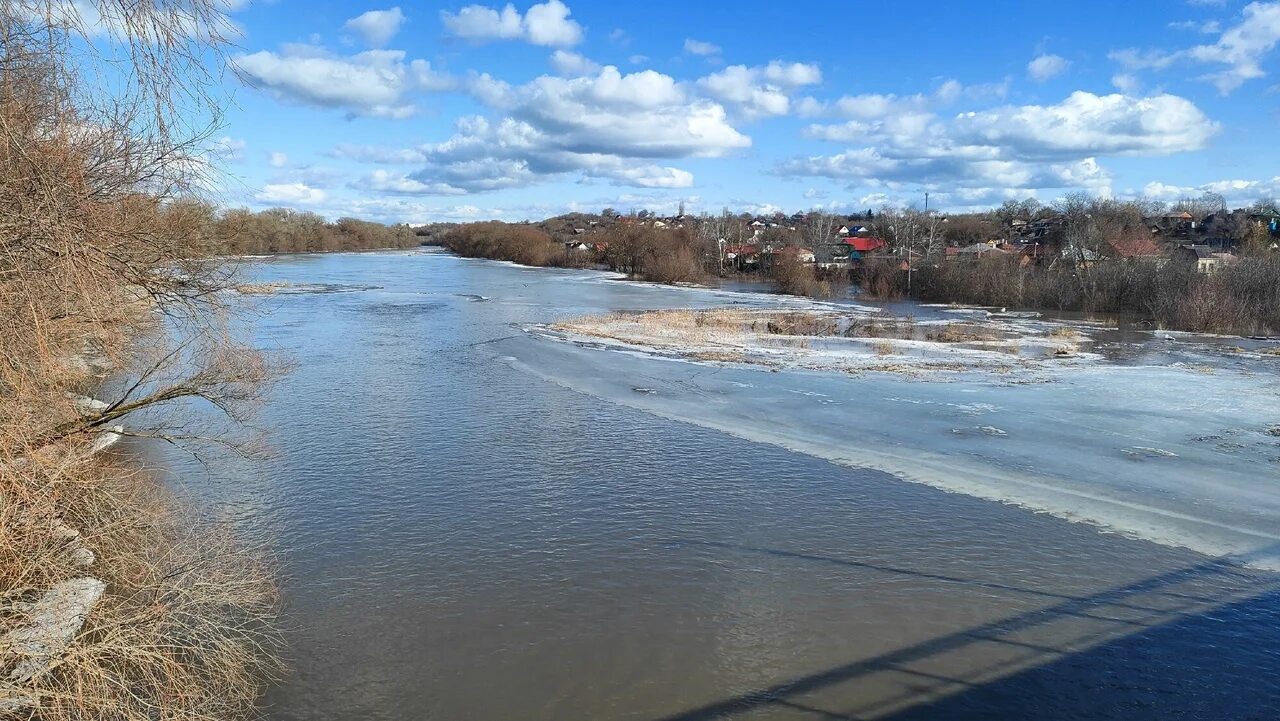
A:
153;251;1280;720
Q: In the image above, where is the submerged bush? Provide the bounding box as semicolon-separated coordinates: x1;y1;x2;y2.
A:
770;252;843;298
862;254;1280;334
443;222;573;267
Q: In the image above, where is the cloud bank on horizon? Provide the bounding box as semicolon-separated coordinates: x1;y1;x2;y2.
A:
217;0;1280;222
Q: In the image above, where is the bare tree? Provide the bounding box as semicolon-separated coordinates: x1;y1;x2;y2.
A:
1173;191;1225;219
803;211;839;252
691;211;727;272
874;206;944;293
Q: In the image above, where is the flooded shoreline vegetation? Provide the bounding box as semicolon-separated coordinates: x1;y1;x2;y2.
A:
444;218;855;294
442;196;1279;334
443;221;593;268
866;252;1280;336
855;196;1280;335
443;220;712;284
235;281;294;295
767;249;846;299
547;308;1089;377
1;2;279;718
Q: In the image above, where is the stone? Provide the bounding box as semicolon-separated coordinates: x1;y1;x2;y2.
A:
4;577;106;683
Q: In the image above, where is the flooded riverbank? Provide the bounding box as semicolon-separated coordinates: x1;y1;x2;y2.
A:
154;249;1280;720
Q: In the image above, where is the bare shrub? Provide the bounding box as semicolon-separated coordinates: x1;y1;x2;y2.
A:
1;451;280;720
858;259;906;299
601;225;705;283
443;222;570;267
770;252;835;298
1;2;281;719
210;209;419;255
906;254;1279;335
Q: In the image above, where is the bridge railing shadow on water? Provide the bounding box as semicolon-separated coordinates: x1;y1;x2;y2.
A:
650;541;1280;721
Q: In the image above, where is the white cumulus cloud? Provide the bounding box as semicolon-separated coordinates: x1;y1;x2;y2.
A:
344;7;406;48
441;0;583;47
782;91;1218;199
549;49;600;75
234;45;453;118
336;65;749;194
256;182;327;205
1027;53;1069;82
683;38;721;57
697;61;823;118
211;136;246;161
1111;1;1280;94
1142;176;1280;205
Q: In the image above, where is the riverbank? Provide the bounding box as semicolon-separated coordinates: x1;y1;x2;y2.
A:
1;296;280;718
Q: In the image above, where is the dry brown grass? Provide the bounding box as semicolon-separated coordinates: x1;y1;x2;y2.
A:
558;310;1015;349
1048;326;1080;339
688;350;751;364
927;323;998;343
552;309;1052;380
2;449;280;720
1;3;281;719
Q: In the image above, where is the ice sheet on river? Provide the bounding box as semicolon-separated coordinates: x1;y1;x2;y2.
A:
494;319;1280;570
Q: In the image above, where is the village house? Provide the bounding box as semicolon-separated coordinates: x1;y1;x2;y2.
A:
832;236;886;262
950;242;1010;260
724;244;761;270
1157;210;1196;235
1174;244;1238;273
1248;208;1280;234
766;246;815;264
1107;234;1164;261
1060;245;1101;265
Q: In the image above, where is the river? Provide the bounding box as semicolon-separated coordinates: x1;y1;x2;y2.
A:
154;249;1280;720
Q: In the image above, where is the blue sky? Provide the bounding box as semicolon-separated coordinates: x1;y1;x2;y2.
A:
207;0;1280;222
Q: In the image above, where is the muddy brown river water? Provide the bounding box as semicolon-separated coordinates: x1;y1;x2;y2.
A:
153;250;1280;720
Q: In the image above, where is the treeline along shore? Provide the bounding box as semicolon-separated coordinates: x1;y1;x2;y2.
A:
179;205;425;255
439;194;1280;335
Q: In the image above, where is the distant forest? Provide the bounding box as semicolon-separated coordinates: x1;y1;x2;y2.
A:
164;203;435;255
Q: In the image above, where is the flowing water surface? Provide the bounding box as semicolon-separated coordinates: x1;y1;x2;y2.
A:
154;249;1280;720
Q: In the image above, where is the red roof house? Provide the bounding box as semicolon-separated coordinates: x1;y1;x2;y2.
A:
841;237;887;252
1108;235;1163;260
